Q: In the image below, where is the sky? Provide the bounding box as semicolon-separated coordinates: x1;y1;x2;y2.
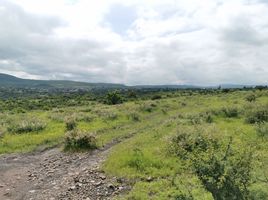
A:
0;0;267;85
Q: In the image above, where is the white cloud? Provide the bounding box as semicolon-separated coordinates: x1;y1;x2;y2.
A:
0;0;267;85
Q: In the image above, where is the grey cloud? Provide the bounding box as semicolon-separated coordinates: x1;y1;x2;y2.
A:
0;0;267;85
0;0;126;83
220;16;264;46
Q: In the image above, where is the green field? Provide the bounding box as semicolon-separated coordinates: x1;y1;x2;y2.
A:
0;89;267;199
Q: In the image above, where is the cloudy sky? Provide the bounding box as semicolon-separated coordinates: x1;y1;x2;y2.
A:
0;0;267;85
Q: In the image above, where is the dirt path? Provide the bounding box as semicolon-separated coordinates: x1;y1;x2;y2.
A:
0;144;130;200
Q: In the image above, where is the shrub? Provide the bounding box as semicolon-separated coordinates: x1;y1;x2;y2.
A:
161;108;168;115
151;94;162;100
221;107;239;118
187;113;213;125
187;114;203;125
205;113;213;123
105;90;123;105
80;115;93;122
128;112;140;122
65;118;77;131
245;106;268;124
181;102;187;107
171;129;218;159
49;113;65;122
0;128;5;138
171;130;253;200
174;193;194;200
249;188;268;200
193;146;252;200
8;120;46;134
105;112;118;121
140;104;155;112
127;148;148;172
64;130;97;151
200;112;214;123
245;94;256;102
255;122;268;138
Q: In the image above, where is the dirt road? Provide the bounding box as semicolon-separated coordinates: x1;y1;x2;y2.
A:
0;145;130;200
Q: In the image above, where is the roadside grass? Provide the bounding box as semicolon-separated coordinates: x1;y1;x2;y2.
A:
0;121;65;154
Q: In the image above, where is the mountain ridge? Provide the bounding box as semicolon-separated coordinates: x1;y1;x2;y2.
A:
0;73;264;89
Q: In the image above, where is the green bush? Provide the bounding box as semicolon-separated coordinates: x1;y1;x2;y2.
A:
246;106;268;124
255;123;268;138
187;113;213;125
65;118;77;131
171;129;218;159
221;107;239;118
200;112;214;123
105;90;123;105
172;130;253;200
151;94;162;100
127;148;146;171
140;103;155;112
174;193;194;200
249;187;268;200
64;130;97;151
105;112;118;121
245;94;256;102
8;120;46;134
128;112;140;122
80;115;93;122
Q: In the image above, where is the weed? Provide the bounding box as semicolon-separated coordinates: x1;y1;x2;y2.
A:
221;106;239;118
246;105;268;124
128;112;140;122
65;118;77;131
151;95;162;100
255;122;268;138
64;130;97;151
127;148;146;171
8;120;46;134
105;112;118;121
245;94;256;102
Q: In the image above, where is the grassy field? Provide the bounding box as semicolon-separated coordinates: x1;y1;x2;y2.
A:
0;89;267;199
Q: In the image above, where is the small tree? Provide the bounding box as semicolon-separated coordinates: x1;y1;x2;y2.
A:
105;90;123;105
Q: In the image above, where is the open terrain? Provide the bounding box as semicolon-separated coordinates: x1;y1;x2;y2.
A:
0;87;267;199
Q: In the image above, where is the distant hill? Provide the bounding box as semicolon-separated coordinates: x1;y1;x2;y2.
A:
0;73;263;90
131;84;200;89
0;73;126;90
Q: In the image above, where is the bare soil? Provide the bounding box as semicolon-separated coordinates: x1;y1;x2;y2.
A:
0;145;130;200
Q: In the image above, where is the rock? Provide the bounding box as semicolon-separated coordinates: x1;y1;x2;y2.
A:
146;176;153;182
29;190;36;193
69;186;76;191
73;176;79;183
3;191;10;196
77;183;83;187
107;183;115;191
0;184;5;188
118;186;124;191
94;181;102;187
99;174;106;180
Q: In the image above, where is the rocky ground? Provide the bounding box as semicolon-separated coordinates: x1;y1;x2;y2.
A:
0;146;131;200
